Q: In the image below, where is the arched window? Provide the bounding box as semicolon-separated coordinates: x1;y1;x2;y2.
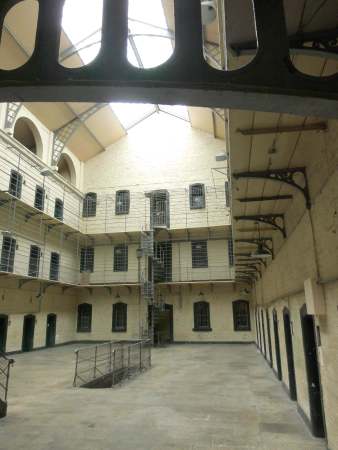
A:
77;303;92;332
83;193;97;218
112;302;127;332
115;190;130;215
189;183;205;209
193;301;211;331
13;117;42;157
57;154;76;185
233;300;251;331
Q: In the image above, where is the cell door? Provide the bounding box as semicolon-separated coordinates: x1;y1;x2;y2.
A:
300;305;325;438
22;315;35;352
266;309;273;368
273;309;282;381
283;308;297;400
150;191;170;229
46;314;57;348
261;309;267;357
0;315;8;353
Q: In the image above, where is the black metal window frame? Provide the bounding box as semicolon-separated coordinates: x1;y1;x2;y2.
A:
113;245;128;272
191;240;208;268
54;198;64;221
9;169;22;199
28;245;41;278
80;247;94;273
233;300;251;331
82;192;97;218
228;238;234;267
115;190;130;215
34;185;45;211
193;301;212;331
189;183;206;209
0;236;16;273
49;252;60;281
77;303;92;333
112;302;127;332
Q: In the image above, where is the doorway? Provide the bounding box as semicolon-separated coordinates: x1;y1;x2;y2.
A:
300;304;325;437
153;304;173;346
272;309;282;381
46;314;57;348
260;309;267;358
256;308;262;351
0;315;8;353
22;315;35;352
283;307;297;400
150;190;170;229
266;309;273;368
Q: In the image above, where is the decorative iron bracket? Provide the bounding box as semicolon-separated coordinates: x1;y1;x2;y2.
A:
235;238;274;258
233;167;311;209
235;214;286;238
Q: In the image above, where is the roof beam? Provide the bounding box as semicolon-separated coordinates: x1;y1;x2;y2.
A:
237;195;293;203
237;122;327;136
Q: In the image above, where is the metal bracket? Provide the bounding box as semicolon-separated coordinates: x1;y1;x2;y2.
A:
104;286;113;296
236;258;267;268
233;167;311;209
235;238;274;258
62;286;73;294
237;195;293;203
236;270;258;281
236;264;261;277
18;279;34;288
25;212;42;223
234;214;286;238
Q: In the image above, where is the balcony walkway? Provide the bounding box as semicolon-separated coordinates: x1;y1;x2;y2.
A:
0;344;326;450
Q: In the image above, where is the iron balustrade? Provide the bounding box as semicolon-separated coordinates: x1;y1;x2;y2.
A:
0;351;14;419
73;339;151;388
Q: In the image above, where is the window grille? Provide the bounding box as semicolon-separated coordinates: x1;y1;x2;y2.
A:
193;301;211;331
9;170;22;199
115;190;130;215
54;198;64;221
34;185;45;211
49;252;60;281
233;300;251;331
112;302;127;332
80;247;94;273
0;237;16;272
189;183;205;209
28;245;41;278
191;240;208;268
77;303;92;332
114;245;128;272
83;193;97;217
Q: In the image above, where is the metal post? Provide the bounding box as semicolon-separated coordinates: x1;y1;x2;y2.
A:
139;341;142;371
73;350;79;387
127;346;131;379
94;345;98;379
109;342;112;374
148;340;152;368
112;349;116;387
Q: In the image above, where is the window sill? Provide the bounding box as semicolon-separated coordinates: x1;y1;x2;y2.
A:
112;329;127;333
77;330;92;333
192;328;212;332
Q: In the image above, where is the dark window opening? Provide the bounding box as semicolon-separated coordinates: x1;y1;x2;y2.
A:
193;301;211;331
83;192;97;217
54;198;64;221
189;183;205;209
112;302;127;332
154;241;172;283
225;181;230;207
150;190;170;228
115;190;130;215
0;236;16;273
49;252;60;281
9;170;22;199
228;238;234;267
34;185;45;211
114;245;128;272
233;300;251;331
28;245;41;278
192;240;208;268
80;247;94;273
77;303;92;332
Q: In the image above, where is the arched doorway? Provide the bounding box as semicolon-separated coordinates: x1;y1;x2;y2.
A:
266;309;273;368
57;154;76;185
283;307;297;400
46;314;57;348
300;304;325;437
22;315;35;352
261;309;267;358
0;315;8;353
13;117;42;157
272;309;282;381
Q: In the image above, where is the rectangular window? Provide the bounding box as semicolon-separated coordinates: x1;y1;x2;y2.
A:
0;237;16;273
54;198;64;221
114;245;128;272
83;193;97;217
112;303;127;332
115;190;130;215
233;301;251;331
28;245;41;278
9;170;22;199
191;241;208;268
34;185;45;211
77;303;92;332
225;181;230;207
49;252;60;281
193;301;211;331
80;247;94;273
189;184;205;209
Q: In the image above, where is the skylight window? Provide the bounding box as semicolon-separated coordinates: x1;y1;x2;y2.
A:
112;103;156;130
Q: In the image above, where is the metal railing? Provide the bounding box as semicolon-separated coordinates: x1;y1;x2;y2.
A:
73;340;151;388
0;351;14;419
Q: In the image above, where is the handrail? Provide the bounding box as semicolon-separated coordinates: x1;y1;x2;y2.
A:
0;351;14;418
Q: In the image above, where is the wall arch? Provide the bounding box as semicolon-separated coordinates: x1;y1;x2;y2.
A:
13;116;43;158
57;153;77;186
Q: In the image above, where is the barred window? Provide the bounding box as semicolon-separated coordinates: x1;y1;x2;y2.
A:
83;193;97;217
49;252;60;281
115;190;130;215
9;170;22;199
77;303;92;333
54;198;64;221
34;185;45;211
233;300;251;331
28;245;41;278
193;301;211;331
191;240;208;268
228;238;234;267
112;302;127;332
0;237;16;273
80;247;94;273
189;183;205;209
225;181;230;207
114;245;128;272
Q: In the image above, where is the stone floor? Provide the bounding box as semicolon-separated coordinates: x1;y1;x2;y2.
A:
0;344;327;450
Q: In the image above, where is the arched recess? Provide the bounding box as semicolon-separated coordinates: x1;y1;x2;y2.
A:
57;153;77;186
13;117;43;158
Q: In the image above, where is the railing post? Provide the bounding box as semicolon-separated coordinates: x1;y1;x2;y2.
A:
73;350;79;387
109;342;112;374
139;341;142;371
94;345;98;379
127;345;131;379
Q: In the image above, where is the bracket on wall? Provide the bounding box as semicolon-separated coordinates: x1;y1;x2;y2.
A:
236;258;267;268
25;212;42;223
104;286;113;296
126;286;132;294
65;231;79;240
236;264;261;277
236;270;258;281
233;168;311;209
18;279;34;289
5;102;22;129
234;214;286;238
62;286;73;294
235;238;274;258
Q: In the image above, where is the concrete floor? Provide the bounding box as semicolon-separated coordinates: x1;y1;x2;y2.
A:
0;344;327;450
